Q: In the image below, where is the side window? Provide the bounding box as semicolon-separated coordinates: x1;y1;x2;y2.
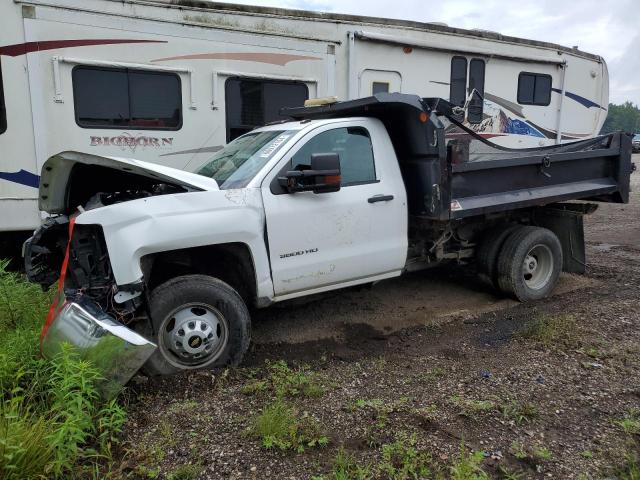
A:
73;66;182;129
449;56;467;107
291;127;376;187
517;72;552;106
0;59;6;134
468;59;485;123
372;82;389;94
225;78;308;142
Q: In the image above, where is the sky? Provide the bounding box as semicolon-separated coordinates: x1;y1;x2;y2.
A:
217;0;640;106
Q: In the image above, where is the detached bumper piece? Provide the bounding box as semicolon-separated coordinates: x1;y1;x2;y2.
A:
41;296;156;399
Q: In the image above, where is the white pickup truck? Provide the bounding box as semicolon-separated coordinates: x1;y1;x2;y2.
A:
24;94;633;394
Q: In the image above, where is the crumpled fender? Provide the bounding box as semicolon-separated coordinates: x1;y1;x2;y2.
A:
74;188;275;300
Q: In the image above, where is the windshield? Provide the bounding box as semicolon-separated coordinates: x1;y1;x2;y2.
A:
634;134;640;141
196;130;295;189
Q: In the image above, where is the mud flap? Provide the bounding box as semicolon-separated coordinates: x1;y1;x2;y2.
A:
534;204;595;274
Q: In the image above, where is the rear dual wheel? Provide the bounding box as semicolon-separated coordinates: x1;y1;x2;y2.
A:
476;224;521;288
477;225;563;302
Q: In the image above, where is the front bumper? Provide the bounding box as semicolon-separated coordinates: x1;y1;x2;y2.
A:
41;296;156;399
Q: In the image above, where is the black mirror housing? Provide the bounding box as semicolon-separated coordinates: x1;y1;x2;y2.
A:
278;153;341;194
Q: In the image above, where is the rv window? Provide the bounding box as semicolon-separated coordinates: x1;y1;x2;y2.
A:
372;82;389;94
517;72;552;106
449;56;467;107
73;66;182;130
468;59;485;123
0;59;6;135
225;78;308;142
291;127;376;187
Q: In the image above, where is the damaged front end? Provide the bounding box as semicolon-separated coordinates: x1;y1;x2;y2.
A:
25;219;156;399
22;151;219;397
24;151;222;396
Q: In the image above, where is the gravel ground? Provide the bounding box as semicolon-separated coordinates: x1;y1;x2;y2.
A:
110;157;640;480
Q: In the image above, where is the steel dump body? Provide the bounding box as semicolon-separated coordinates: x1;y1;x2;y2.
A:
284;93;633;221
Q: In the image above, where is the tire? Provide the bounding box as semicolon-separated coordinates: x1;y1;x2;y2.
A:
476;224;522;288
139;274;251;376
496;226;563;302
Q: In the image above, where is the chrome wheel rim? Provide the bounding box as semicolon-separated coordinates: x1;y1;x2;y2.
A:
159;303;228;369
523;244;554;290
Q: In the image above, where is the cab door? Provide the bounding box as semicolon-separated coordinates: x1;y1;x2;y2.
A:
261;119;408;297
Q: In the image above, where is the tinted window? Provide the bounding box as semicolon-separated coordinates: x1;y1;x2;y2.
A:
372;82;389;94
225;78;308;142
518;72;552;106
449;56;467;107
291;127;376;186
468;59;485;124
73;66;181;129
129;71;181;126
0;59;7;134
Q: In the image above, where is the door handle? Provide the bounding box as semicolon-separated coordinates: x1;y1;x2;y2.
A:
368;194;394;203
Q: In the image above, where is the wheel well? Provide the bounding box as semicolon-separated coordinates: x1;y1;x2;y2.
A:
141;243;257;306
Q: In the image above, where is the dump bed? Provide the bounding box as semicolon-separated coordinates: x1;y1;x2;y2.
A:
284;93;633;221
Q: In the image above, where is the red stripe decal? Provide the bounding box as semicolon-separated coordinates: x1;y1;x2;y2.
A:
152;52;321;66
40;217;76;352
0;39;166;57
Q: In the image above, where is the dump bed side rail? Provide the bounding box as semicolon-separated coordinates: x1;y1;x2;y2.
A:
447;132;633;219
283;94;634;221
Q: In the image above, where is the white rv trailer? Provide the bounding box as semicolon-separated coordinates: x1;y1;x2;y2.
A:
0;0;609;240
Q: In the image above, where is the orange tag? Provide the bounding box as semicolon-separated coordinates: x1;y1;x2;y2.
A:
40;217;76;350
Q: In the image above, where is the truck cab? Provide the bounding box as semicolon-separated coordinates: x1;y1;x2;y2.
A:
24;94;633;395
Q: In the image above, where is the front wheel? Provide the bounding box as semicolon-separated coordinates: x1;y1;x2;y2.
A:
496;226;563;302
140;275;251;376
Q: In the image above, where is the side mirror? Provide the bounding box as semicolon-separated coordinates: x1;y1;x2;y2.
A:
278;153;341;194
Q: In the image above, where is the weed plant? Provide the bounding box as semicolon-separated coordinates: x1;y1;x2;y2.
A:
0;260;127;478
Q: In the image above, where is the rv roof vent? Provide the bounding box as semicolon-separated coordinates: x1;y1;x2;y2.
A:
304;96;338;107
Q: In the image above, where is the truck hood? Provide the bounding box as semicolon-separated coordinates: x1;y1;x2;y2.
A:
39;151;220;213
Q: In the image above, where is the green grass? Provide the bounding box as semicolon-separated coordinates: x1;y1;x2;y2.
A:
498;467;526;480
518;314;579;348
312;448;373;480
450;395;495;420
615;454;640;480
167;463;203;480
242;360;325;399
501;400;538;425
450;441;490;480
378;433;432;480
510;441;553;464
532;446;553;461
0;260;127;478
250;399;328;453
313;434;435;480
350;397;412;435
616;409;640;435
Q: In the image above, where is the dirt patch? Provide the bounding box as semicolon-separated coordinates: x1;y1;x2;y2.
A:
251;268;596;346
111;164;640;480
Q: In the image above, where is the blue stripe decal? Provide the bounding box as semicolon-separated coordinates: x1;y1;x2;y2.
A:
0;170;40;188
552;88;603;109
